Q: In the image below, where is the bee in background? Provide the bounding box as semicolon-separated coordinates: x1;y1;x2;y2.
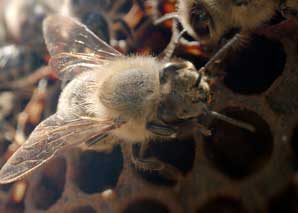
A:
0;15;255;184
177;0;279;46
4;0;60;52
0;45;45;88
158;0;298;71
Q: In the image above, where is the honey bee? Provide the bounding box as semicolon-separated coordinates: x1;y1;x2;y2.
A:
4;0;60;51
0;45;44;85
0;15;255;184
162;0;298;70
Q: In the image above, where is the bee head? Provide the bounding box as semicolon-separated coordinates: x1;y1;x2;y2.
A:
178;0;218;45
178;0;237;47
189;3;213;40
158;60;210;123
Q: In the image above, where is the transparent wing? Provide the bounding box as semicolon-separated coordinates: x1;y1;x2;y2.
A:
42;15;123;80
0;114;122;184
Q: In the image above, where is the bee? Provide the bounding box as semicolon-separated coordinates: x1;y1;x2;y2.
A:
177;0;278;45
160;0;298;70
0;15;255;184
0;45;44;86
4;0;60;51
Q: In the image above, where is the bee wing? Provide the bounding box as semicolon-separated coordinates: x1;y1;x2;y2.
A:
42;15;124;80
0;114;123;184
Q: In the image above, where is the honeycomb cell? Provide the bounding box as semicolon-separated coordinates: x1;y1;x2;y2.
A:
204;108;273;179
268;182;298;213
66;205;97;213
123;198;169;213
197;197;247;213
72;146;123;194
223;35;286;95
31;157;66;210
132;136;195;186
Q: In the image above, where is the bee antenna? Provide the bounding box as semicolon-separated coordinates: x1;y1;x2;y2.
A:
157;16;187;62
164;28;187;62
154;12;181;26
208;110;255;132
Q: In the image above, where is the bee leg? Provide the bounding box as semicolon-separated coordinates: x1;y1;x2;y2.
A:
195;123;212;136
85;133;108;147
146;122;177;137
130;143;183;182
80;133;115;152
202;32;250;73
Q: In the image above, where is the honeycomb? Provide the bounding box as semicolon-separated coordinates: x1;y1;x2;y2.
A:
0;0;298;213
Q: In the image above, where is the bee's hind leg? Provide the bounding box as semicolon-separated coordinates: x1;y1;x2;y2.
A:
80;133;115;152
195;122;212;136
146;122;177;137
130;141;184;183
128;122;184;182
85;133;108;147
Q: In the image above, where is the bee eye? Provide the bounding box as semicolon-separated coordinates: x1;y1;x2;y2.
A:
190;4;211;37
197;10;209;22
160;62;186;84
191;6;209;22
162;63;185;73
